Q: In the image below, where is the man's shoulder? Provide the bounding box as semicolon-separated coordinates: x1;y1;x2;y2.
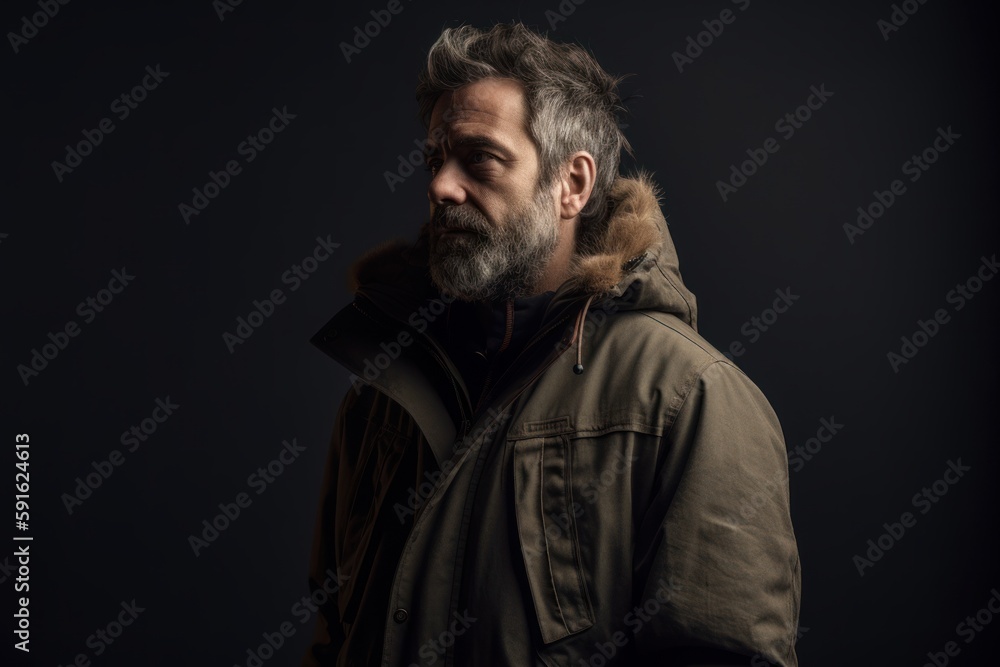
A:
593;307;782;421
603;308;739;379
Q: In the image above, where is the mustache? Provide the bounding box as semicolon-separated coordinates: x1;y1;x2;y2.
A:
432;205;490;234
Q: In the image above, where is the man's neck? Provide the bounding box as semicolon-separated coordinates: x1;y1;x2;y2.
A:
531;215;578;294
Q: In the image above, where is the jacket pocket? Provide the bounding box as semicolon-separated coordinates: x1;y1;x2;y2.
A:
512;433;595;645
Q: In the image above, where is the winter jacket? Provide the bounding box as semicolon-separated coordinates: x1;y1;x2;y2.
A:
303;173;801;666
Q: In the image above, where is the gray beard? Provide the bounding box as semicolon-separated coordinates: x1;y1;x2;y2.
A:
428;187;559;302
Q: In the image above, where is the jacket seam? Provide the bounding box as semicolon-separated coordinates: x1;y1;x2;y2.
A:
568;423;663;439
636;311;732;368
653;259;696;326
508;422;663;440
660;358;738;443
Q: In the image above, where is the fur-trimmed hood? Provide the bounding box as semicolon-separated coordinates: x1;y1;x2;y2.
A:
345;172;698;334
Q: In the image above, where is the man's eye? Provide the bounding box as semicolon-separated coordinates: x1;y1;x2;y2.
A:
469;151;494;165
425;153;494;175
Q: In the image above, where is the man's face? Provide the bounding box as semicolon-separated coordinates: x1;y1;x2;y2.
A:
425;78;560;302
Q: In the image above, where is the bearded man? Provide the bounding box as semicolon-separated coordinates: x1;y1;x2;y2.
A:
304;22;800;667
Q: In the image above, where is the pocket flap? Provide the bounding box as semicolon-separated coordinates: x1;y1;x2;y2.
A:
513;434;595;644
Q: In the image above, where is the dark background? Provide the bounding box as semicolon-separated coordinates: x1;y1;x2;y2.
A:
3;0;998;665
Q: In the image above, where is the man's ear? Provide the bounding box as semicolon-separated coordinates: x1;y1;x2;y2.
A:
557;151;596;221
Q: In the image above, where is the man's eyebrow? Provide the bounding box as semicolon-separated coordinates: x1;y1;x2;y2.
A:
424;134;512;161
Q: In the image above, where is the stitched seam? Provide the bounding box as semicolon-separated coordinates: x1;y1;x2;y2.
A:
660;359;734;443
654;259;695;324
538;437;569;635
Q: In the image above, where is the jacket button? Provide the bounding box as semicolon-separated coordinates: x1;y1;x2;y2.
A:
393;608;408;623
323;328;339;342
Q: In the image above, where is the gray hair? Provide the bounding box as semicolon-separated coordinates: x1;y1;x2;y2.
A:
416;22;633;244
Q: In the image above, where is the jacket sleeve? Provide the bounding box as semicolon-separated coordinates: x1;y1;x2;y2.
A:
301;387;357;667
633;360;801;667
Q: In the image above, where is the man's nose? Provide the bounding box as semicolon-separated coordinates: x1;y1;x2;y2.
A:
427;160;467;207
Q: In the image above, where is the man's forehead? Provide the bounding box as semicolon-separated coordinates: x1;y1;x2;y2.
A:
428;78;528;141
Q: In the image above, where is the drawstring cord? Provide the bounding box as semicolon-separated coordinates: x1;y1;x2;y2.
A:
449;291;596;375
570;294;596;375
498;298;514;354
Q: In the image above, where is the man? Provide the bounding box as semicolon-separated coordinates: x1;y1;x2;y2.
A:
304;22;800;667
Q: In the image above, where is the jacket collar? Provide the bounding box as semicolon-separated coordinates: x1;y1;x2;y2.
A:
311;173;698;464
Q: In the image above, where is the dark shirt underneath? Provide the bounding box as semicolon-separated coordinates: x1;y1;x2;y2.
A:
439;290;557;412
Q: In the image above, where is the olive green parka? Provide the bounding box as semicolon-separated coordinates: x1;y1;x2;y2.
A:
304;173;801;666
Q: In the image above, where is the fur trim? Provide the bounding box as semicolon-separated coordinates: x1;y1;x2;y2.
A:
347;238;413;293
565;171;665;296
